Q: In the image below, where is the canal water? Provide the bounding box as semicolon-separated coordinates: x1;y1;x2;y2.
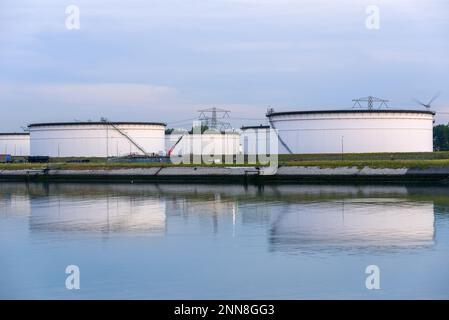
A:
1;183;448;299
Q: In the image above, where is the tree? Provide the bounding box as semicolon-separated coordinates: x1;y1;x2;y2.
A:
433;124;449;151
189;124;209;134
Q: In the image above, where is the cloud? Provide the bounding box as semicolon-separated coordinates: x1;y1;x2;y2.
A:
25;83;176;107
0;82;273;130
0;82;177;107
0;83;187;128
0;0;448;130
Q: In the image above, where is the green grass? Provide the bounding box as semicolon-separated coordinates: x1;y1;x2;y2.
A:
3;152;449;170
276;151;449;169
0;162;260;171
279;159;449;169
278;151;449;162
0;163;48;170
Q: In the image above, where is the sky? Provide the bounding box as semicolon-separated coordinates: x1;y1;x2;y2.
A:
0;0;448;131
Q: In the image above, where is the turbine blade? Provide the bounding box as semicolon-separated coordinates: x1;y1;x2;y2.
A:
413;98;427;107
428;91;441;106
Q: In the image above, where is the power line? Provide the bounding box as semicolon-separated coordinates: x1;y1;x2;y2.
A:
229;117;267;120
198;107;232;131
166;117;198;125
352;96;389;109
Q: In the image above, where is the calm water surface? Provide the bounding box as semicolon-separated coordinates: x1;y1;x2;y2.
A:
1;183;449;299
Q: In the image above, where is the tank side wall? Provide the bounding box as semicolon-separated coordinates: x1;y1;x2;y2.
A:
269;112;434;154
30;124;165;157
0;135;30;156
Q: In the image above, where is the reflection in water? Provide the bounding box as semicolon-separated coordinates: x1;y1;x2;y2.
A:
1;182;449;299
0;183;438;252
0;194;31;217
269;199;434;253
29;197;166;234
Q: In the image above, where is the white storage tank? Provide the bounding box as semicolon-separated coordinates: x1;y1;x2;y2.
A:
166;130;241;156
267;109;435;154
240;125;271;155
28;122;166;157
0;133;30;156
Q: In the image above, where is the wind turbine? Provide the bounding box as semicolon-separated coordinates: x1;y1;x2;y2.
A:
413;92;441;109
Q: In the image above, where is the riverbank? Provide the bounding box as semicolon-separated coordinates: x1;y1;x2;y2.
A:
4;157;449;170
4;152;449;183
2;164;449;183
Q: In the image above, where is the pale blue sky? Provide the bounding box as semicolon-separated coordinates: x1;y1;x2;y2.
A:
1;0;448;131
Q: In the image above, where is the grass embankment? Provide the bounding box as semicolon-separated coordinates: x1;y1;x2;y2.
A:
278;151;449;161
278;151;449;169
0;161;260;171
0;162;182;171
3;152;449;170
279;159;449;169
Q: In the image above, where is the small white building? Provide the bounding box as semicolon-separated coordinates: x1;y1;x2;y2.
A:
0;133;30;156
267;109;435;154
28;122;166;157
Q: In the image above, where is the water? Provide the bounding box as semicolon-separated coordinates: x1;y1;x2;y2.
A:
1;182;449;299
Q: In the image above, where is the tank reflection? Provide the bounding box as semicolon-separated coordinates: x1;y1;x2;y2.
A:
0;183;439;251
0;183;412;200
0;183;32;217
0;193;31;217
269;199;435;253
29;196;166;234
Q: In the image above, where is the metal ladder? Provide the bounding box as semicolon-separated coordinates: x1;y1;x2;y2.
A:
168;134;185;156
268;119;293;155
107;123;150;156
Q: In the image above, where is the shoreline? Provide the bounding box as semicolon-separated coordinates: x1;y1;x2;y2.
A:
1;165;449;184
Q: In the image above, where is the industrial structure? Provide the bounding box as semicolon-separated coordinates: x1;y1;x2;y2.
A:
0;133;30;156
166;129;241;156
240;125;271;155
166;109;241;157
28;122;166;157
267;109;435;154
1;95;438;159
198;107;232;131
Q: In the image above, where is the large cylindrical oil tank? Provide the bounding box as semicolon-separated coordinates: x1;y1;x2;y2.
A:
267;109;435;154
0;133;30;156
28;122;166;157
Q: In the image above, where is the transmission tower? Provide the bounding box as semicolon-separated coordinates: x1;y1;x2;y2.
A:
198;107;232;131
352;96;389;109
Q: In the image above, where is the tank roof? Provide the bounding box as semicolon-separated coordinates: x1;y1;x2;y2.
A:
241;125;270;130
267;109;436;117
28;121;166;128
0;132;30;136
